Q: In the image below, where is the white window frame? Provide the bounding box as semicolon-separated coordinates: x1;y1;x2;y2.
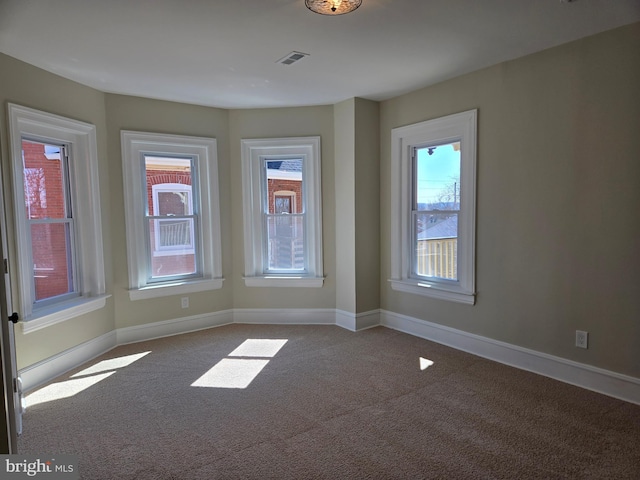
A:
241;137;324;287
121;131;223;300
390;110;477;305
8;104;108;333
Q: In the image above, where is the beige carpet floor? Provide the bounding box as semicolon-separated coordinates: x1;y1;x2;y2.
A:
18;324;640;479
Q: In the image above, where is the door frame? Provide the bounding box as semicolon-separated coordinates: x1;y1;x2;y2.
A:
0;128;19;453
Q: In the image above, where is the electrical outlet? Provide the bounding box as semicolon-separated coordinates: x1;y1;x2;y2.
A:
181;297;189;309
575;330;588;349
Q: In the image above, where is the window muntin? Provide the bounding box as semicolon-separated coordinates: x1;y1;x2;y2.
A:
121;131;223;299
390;110;476;304
412;141;461;282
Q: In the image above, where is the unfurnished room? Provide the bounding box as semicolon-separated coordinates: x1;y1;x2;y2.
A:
0;1;639;478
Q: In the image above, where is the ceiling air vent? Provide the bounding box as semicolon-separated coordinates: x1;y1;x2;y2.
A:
276;51;309;66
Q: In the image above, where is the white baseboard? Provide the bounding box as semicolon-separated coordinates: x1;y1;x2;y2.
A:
380;310;640;405
20;330;117;394
116;310;233;345
19;311;233;393
233;308;335;325
336;309;381;331
19;308;640;406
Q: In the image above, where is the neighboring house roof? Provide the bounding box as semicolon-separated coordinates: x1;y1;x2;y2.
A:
267;159;303;181
267;159;302;172
417;215;458;240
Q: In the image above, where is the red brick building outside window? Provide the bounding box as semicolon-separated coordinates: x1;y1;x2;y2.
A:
145;160;196;279
22;139;74;302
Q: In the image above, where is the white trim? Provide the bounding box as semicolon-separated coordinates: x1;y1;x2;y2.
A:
242;276;324;288
389;279;475;305
390;110;476;304
21;295;111;334
335;309;381;332
7;104;106;322
121;131;223;294
19;330;117;394
116;310;233;345
19;308;639;406
380;310;640;406
241;137;323;284
128;278;224;301
233;308;335;325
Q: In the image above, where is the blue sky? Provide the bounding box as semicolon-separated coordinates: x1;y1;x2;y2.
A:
416;142;460;205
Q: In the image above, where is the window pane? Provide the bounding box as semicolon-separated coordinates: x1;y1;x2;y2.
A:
415;142;461;211
414;213;458;280
414;141;460;281
266;215;304;271
265;159;303;213
31;222;74;301
144;156;192;214
148;220;196;279
144;154;198;281
22;140;67;220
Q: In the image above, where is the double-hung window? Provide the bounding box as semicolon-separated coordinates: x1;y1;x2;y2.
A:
241;137;323;287
22;140;77;305
121;132;223;299
8;104;107;332
390;110;477;304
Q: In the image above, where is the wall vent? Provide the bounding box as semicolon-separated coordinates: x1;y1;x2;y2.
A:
276;51;309;65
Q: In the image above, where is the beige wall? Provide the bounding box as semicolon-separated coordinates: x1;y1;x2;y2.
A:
104;94;233;328
354;98;380;313
334;98;381;315
334;99;357;312
228;106;337;309
380;22;640;377
0;53;115;370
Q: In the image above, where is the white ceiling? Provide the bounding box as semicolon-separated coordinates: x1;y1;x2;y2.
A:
1;0;638;109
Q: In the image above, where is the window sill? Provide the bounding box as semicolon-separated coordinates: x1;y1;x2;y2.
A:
21;294;112;334
244;276;324;288
389;279;475;305
129;278;224;301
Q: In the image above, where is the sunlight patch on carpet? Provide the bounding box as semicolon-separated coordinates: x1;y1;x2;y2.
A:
420;357;434;370
71;351;152;377
191;338;288;389
25;372;116;408
228;339;288;358
191;359;270;389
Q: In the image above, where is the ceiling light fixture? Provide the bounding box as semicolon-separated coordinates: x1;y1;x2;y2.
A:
305;0;362;16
